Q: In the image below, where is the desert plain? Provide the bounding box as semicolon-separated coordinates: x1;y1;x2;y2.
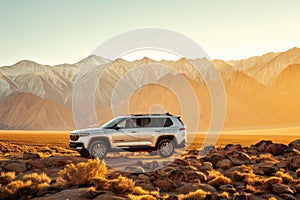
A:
1;127;300;200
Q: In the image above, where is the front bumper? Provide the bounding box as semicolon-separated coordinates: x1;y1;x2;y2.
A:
69;142;85;150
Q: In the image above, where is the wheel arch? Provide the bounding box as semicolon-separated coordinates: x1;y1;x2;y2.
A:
87;136;111;150
155;135;177;149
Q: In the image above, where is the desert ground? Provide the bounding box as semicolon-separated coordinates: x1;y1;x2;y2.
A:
0;127;300;199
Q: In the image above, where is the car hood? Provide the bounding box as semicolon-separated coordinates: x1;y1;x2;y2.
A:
70;127;105;134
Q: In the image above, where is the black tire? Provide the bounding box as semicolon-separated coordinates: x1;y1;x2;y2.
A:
89;141;108;159
79;149;90;158
157;139;175;158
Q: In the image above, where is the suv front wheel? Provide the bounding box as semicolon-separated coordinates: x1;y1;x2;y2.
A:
157;139;175;158
89;141;108;159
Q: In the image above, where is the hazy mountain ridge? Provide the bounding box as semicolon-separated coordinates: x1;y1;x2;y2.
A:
0;47;299;130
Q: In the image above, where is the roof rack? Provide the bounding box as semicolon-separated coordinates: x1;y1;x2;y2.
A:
130;112;173;116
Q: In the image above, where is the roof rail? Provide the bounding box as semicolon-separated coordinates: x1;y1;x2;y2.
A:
130;113;173;116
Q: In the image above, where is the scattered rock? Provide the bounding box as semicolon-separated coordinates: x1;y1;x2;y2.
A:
2;162;27;174
153;178;174;191
289;139;300;150
124;166;145;173
289;157;300;170
272;184;294;194
23;152;41;159
266;143;288;155
216;159;233;169
251;140;273;152
226;151;251;165
26;159;46;169
185;171;206;182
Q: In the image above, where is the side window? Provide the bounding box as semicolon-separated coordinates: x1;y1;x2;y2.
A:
136;118;151;127
163;118;173;127
117;118;137;129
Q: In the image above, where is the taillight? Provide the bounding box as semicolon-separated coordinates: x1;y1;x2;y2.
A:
179;127;185;131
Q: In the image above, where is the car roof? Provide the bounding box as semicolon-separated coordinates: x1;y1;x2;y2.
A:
118;113;179;118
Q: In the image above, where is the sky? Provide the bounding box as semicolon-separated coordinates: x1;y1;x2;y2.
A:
0;0;300;66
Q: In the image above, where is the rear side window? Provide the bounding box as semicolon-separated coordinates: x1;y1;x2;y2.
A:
135;117;173;128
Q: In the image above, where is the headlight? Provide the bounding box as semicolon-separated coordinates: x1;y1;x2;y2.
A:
78;133;89;137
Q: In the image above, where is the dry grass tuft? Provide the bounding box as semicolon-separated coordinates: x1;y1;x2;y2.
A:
127;194;157;200
91;177;111;190
56;159;106;186
178;189;211;200
264;177;283;185
207;170;232;187
244;184;258;193
0;172;16;185
275;170;295;184
22;173;51;185
110;175;136;195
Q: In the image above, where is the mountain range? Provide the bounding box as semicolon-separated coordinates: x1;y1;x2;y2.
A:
0;47;299;130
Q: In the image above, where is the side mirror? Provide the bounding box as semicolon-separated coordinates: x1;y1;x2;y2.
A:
114;126;120;130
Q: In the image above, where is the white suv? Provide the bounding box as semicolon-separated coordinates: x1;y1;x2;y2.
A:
69;113;186;159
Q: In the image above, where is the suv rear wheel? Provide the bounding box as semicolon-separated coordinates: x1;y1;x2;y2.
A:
89;141;108;159
157;139;175;158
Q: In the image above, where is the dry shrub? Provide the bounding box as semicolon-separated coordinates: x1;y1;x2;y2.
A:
110;175;136;195
232;171;246;181
22;173;51;185
178;189;211;200
128;194;157;200
91;177;110;190
275;170;294;184
244;184;258;193
268;198;277;200
245;173;265;185
264;177;282;185
207;170;232;187
219;191;229;199
0;172;15;185
57;159;106;186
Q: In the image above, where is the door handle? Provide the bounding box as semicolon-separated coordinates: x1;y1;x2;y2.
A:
131;131;137;133
155;130;161;132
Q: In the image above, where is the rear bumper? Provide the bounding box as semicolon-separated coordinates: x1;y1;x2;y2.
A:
69;142;85;150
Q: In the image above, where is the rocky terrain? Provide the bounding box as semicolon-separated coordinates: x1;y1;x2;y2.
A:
1;139;300;199
0;48;300;130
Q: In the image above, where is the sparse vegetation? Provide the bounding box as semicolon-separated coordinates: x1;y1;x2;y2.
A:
0;172;51;199
178;189;211;200
56;159;107;186
207;170;232;187
0;172;15;185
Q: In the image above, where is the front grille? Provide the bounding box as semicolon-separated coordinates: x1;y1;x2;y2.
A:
70;135;79;141
69;142;84;149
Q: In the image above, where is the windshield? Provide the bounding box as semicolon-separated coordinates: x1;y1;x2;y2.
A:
101;117;124;129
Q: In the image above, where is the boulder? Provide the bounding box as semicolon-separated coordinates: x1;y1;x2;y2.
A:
289;139;300;150
23;152;41;159
216;159;233;169
224;144;242;152
266;143;288;155
272;184;294;194
200;162;213;171
175;183;216;194
226;151;251;165
251;140;273;152
289;157;300;170
2;162;26;174
26;159;46;169
153;178;174;191
185;171;206;182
